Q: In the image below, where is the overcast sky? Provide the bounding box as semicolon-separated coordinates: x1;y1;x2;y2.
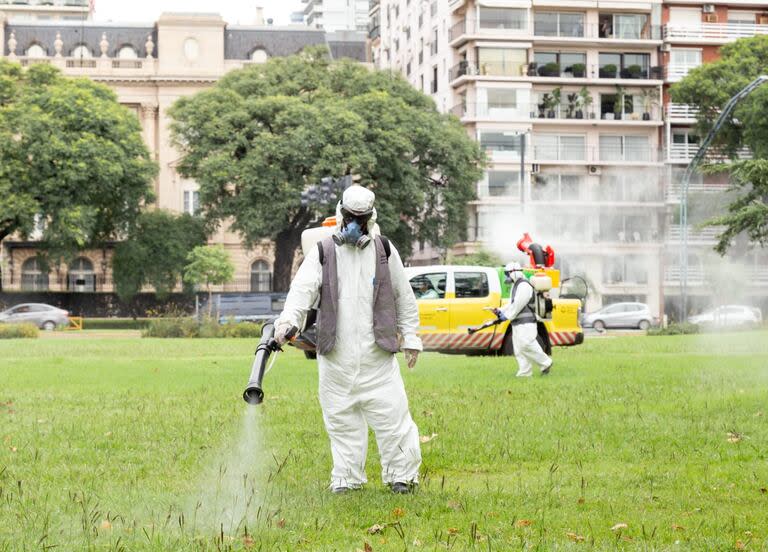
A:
93;0;303;26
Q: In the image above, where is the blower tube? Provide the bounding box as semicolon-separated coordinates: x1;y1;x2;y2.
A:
242;322;296;405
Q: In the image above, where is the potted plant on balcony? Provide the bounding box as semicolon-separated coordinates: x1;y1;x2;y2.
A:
641;88;659;121
599;63;617;78
537;97;547;118
541;93;555;118
539;62;561;77
578;86;593;119
566;92;579;119
613;85;626;120
527;62;538;76
571;62;586;78
625;64;644;79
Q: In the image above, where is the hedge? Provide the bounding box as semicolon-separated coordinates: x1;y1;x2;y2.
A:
84;318;151;330
647;322;700;336
0;323;39;339
142;318;264;339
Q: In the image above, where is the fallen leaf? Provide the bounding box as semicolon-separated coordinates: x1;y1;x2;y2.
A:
391;507;405;519
412;538;422;546
104;432;112;437
755;411;763;417
243;535;254;548
422;410;434;417
671;524;685;531
735;540;746;550
367;524;385;535
447;500;462;511
447;527;459;535
577;497;585;504
364;542;373;552
10;447;17;453
566;532;585;542
622;535;634;542
611;523;628;531
419;433;438;444
727;432;742;444
100;520;112;530
744;531;753;537
760;488;767;494
486;511;498;518
515;519;533;528
276;518;286;528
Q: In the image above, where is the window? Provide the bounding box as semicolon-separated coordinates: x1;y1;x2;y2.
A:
183;190;200;216
26;44;46;58
598;53;650;78
477;48;527;76
409;272;446;299
727;11;756;24
68;257;95;292
486;171;521;197
479;7;527;30
533;134;586;161
250;260;272;292
406;62;411;75
431;28;438;54
21;257;48;291
598;214;653;242
534;12;584;37
533;51;586;77
479;131;522;154
670;49;701;68
532;174;583;201
603;256;649;284
535;212;588;240
599;13;651;39
599;135;650;161
455;272;489;298
430;1;437;17
71;44;92;58
480;88;518;116
118;45;138;59
251;48;269;62
431;65;438;93
599;173;661;201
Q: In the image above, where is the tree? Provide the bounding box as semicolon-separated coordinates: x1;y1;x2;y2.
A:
168;47;485;290
0;61;156;259
183;245;235;316
112;211;207;303
447;249;503;266
672;36;768;252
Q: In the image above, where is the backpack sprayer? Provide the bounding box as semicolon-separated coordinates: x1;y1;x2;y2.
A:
242;321;297;405
467;233;556;335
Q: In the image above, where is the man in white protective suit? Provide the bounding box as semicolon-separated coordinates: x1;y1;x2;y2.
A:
275;185;423;494
495;261;553;377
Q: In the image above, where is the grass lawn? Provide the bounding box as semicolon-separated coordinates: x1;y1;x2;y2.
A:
1;332;767;550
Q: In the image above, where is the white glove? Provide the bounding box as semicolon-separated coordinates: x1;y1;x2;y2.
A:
403;349;419;370
274;322;293;345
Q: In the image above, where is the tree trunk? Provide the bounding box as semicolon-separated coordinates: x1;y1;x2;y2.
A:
273;227;303;292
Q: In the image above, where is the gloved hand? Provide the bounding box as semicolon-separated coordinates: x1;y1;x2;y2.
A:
403;349;419;370
492;308;507;321
274;322;294;345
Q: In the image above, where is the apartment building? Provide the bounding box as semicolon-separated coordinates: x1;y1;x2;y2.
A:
303;0;371;31
660;0;768;316
0;0;89;23
372;0;667;314
0;12;366;294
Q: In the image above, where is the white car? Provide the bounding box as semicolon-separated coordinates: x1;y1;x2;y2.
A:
0;303;69;330
688;305;762;329
582;302;658;331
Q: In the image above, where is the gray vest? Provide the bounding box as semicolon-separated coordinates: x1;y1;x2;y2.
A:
316;236;399;355
510;279;537;326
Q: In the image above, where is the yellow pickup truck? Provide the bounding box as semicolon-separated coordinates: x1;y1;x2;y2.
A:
404;265;583;356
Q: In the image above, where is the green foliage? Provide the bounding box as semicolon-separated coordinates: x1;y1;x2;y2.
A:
168;47;485;290
84;318;150;330
141;317;262;338
112;211;207;302
0;322;39;339
447;249;502;266
0;61;156;259
647;322;701;336
183;245;235;290
702;161;768;254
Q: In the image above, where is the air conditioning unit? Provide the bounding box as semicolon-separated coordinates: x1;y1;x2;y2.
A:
660;43;671;53
531;163;540;174
589;165;602;175
702;4;715;13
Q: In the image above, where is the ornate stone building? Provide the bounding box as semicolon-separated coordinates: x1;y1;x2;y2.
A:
0;11;366;294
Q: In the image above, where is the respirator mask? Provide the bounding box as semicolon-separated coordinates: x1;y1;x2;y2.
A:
332;207;372;249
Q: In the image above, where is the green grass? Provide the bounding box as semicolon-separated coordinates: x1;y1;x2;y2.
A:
1;332;767;550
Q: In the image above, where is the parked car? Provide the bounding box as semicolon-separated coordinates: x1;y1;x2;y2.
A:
688;305;762;329
582;302;658;331
0;303;69;330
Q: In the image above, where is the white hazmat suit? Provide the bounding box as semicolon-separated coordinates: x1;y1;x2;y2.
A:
500;263;553;377
276;186;423;491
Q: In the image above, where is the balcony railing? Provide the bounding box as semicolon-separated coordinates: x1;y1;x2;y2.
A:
530;145;661;163
449;18;528;41
666;181;730;200
666;224;725;242
665;63;701;82
664;266;706;284
533;22;661;40
667;143;753;161
664;23;768;41
0;0;88;5
368;25;380;39
666;102;699;120
450;61;662;81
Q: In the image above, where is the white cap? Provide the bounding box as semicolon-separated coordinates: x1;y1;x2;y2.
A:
341;185;375;216
504;261;522;273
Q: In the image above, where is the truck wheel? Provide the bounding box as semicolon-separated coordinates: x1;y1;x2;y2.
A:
304;351;317;360
593;320;606;332
638;319;651;331
500;331;514;356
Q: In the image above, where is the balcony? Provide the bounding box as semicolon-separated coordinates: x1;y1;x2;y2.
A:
664;23;768;43
666;143;752;163
11;55;158;78
664;266;706;285
666;224;725;243
449;18;529;45
531;145;661;164
450;61;663;83
533;22;661;42
664;64;701;82
666;102;699;122
530;102;661;123
666;181;730;201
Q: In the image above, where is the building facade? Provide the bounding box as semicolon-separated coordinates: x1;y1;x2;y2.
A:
0;0;89;23
370;0;768;318
303;0;371;31
0;12;366;294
